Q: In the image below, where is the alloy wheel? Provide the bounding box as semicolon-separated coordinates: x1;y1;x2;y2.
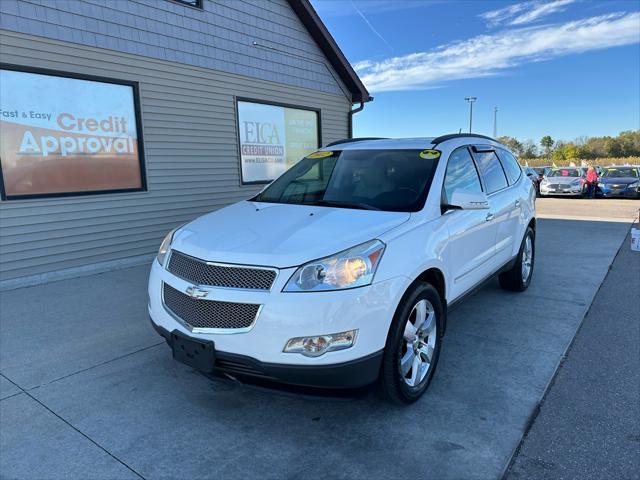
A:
521;235;533;283
399;299;437;387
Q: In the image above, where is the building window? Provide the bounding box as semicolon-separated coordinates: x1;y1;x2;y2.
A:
172;0;203;8
0;65;146;200
236;99;320;184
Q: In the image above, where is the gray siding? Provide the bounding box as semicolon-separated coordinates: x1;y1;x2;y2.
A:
0;29;351;284
0;0;350;97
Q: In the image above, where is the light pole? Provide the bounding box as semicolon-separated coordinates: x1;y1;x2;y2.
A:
464;97;477;133
493;106;498;138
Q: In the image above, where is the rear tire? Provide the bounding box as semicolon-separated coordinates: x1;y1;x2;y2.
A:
499;226;535;292
379;282;444;404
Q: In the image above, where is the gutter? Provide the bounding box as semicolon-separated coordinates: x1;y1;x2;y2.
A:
348;101;367;138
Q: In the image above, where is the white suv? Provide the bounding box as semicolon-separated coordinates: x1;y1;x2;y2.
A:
148;134;536;404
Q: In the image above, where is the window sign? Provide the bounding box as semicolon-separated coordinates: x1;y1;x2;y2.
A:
237;100;319;184
0;67;146;199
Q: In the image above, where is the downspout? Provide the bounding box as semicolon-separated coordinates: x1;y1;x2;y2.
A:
348;101;365;139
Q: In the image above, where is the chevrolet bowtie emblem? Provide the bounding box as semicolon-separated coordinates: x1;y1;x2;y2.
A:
185;286;209;299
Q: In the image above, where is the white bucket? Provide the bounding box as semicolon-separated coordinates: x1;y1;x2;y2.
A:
632;226;640;252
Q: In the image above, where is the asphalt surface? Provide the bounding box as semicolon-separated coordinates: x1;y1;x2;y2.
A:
0;199;636;479
536;197;639;223
507;230;640;480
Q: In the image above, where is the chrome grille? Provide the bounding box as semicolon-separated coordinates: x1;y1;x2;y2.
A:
168;250;276;290
163;283;260;331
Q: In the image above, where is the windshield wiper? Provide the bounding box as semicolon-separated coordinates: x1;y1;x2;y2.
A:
311;200;380;211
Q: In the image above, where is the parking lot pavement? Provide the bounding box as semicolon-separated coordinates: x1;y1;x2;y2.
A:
507;232;640;480
536;197;639;222
0;201;634;479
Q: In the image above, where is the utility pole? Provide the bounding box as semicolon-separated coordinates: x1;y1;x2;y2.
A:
464;97;477;133
493;107;498;138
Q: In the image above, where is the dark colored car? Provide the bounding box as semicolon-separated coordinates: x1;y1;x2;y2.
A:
533;166;551;181
525;167;541;196
597;166;640;198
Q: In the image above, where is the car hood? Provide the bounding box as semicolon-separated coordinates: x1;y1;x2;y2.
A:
599;177;637;185
171;201;410;268
545;176;582;184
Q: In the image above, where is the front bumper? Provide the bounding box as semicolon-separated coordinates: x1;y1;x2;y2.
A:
598;186;640;198
148;257;408;386
151;319;383;388
540;185;583;196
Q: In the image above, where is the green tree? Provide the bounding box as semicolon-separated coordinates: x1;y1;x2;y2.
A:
551;141;565;163
540;136;554;158
564;143;579;161
497;136;523;156
618;130;640;156
521;139;538;158
604;137;624;157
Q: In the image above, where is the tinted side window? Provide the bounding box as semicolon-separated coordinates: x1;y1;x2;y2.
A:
443;147;483;204
474;151;508;194
496;149;522;185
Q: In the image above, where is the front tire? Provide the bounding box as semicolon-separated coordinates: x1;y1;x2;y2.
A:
379;283;443;404
499;226;535;292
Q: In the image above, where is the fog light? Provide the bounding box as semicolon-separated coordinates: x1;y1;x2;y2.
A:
283;330;357;357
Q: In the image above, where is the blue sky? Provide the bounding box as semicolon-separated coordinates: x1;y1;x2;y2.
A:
310;0;640;143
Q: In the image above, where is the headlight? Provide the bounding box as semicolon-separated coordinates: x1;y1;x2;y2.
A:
571;179;581;185
157;227;179;267
628;181;639;188
283;239;385;292
541;179;549;185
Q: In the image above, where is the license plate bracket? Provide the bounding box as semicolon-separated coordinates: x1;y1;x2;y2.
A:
171;330;215;373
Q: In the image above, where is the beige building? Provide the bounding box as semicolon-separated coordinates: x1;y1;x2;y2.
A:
0;0;371;289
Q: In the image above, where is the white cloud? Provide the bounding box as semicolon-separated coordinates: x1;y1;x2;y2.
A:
355;12;640;93
480;0;577;26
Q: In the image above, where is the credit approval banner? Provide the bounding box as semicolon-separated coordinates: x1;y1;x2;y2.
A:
0;68;144;198
237;100;318;183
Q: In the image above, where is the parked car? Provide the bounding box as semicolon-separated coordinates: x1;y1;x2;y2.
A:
597;166;640;198
539;167;587;197
525;167;541;196
148;134;536;404
533;166;551;181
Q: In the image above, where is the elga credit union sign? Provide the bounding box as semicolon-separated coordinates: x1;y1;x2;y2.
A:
237;100;319;183
0;68;145;199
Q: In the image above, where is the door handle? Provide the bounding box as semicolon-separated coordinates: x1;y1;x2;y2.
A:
485;212;495;222
515;200;521;208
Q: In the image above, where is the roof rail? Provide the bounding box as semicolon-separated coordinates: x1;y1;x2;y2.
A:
325;137;388;148
431;133;498;145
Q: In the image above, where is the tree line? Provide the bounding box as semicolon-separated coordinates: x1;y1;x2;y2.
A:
497;130;640;162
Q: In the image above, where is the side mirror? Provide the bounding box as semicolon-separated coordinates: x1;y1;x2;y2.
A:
446;189;490;210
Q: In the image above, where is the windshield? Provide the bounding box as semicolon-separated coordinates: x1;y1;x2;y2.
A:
548;168;581;178
601;167;638;178
252;149;439;212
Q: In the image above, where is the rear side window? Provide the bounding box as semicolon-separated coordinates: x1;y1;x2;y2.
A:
473;151;508;194
443;147;483;204
496;149;523;185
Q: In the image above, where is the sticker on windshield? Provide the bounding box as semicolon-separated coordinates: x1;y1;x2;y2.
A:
419;149;441;159
307;151;333;159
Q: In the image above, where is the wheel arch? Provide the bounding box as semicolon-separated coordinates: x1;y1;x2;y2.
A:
397;267;448;335
415;267;446;305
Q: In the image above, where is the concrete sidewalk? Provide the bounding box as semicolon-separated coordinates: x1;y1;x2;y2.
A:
507;232;640;480
0;213;632;479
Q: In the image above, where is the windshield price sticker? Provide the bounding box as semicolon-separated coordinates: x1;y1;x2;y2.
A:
419;149;441;159
307;150;333;159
